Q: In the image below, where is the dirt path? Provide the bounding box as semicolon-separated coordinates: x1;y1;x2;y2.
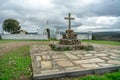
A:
0;42;31;53
0;41;56;57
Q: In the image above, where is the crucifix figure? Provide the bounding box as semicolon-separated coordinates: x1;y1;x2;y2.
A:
64;13;75;30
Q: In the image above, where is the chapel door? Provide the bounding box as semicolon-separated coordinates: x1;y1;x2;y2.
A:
46;28;50;38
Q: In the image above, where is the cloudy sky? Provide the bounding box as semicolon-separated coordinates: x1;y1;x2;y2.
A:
0;0;120;33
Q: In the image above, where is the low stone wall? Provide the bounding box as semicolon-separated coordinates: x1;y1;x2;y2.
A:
1;34;48;40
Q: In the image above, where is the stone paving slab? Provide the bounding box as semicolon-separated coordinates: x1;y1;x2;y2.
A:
30;45;120;80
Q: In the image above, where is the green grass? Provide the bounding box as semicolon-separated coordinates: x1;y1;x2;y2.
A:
0;46;32;80
0;40;19;43
75;71;120;80
0;39;49;44
82;40;120;46
0;40;120;80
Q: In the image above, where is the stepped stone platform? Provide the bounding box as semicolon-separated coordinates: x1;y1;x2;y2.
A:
59;30;80;45
30;44;120;80
51;30;84;50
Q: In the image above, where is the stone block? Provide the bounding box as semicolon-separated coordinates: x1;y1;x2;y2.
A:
108;60;120;65
59;39;81;45
41;55;51;60
73;58;105;64
65;53;79;59
97;63;115;67
52;54;66;59
65;30;74;34
94;53;108;57
110;56;120;60
84;54;93;57
41;61;52;69
36;56;41;61
56;60;74;67
81;63;99;68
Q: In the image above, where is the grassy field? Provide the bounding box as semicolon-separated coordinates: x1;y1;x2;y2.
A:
75;71;120;80
82;40;120;46
0;40;20;43
0;39;120;45
0;40;120;80
0;39;49;44
0;46;32;80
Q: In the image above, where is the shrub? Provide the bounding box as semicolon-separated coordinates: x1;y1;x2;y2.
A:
0;35;1;39
49;38;57;41
84;44;94;51
49;44;72;51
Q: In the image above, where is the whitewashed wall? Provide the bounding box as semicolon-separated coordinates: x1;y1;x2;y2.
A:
1;34;48;40
77;34;92;40
56;33;92;40
56;34;62;40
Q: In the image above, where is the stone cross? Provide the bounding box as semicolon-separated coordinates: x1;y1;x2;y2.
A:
64;13;75;30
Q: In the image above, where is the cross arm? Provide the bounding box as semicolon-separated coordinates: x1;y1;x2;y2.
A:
64;17;75;20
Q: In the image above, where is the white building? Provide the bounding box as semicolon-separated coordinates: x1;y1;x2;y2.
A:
56;31;92;40
37;24;56;38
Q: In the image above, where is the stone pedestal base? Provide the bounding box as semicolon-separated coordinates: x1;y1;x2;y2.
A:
59;39;81;45
50;44;84;51
50;29;88;51
63;34;77;39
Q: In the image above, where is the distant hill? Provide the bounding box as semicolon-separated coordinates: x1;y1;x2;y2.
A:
92;31;120;42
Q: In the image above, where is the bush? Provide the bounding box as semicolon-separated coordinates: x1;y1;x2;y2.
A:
49;44;72;51
84;44;94;51
0;35;1;39
50;44;94;51
49;38;57;41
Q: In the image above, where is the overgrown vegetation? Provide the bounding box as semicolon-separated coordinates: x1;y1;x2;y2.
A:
0;40;21;43
75;71;120;80
49;38;57;41
84;44;94;51
0;39;49;44
49;44;72;51
49;44;94;51
0;46;32;80
0;35;1;39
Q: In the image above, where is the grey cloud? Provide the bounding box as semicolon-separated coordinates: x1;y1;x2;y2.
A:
0;0;120;32
87;0;120;17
